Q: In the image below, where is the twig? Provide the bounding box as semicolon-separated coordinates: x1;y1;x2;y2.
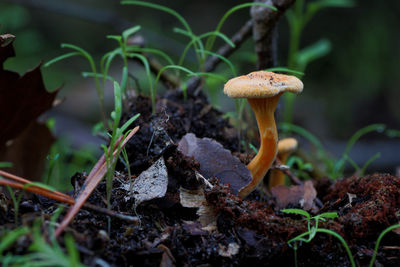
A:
251;0;296;69
275;158;303;185
0;171;139;223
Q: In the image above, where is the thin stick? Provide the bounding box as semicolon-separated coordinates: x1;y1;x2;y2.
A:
0;179;74;204
0;170;74;201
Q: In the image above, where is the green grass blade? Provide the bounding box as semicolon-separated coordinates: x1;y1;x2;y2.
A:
126;46;175;65
281;208;311;220
343;154;360;173
126;52;154;111
189;72;227;82
386;129;400;138
82;72;117;83
121;1;192;34
297;39;331;70
369;224;400;267
122;25;141;43
360;152;380;176
44;52;81;67
101;48;121;88
316;229;355;267
279;123;325;154
64;234;80;267
179;30;235;66
199;50;237;76
174;27;205;65
0;227;29;256
334;124;386;176
266;67;304;77
118;113;141;136
317;212;338;219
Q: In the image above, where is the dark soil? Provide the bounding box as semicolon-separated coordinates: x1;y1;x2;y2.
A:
1;90;399;266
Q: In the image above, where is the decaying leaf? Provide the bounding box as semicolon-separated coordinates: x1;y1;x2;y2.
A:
0;122;54;180
177;133;251;195
121;157;168;205
179;187;217;231
0;33;58;147
271;180;318;212
0;33;58;179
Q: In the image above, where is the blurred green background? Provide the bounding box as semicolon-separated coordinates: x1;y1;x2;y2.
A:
1;0;399;176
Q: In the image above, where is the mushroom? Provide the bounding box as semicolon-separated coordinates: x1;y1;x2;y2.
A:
268;137;298;189
224;71;303;199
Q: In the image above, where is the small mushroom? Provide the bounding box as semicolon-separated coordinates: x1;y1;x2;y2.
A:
269;137;298;189
224;71;303;199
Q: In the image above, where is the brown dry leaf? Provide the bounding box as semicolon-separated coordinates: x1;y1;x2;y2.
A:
0;122;54;180
177;133;251;195
271;180;318;212
0;33;58;147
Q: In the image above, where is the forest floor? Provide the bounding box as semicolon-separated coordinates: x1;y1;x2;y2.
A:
1;89;400;267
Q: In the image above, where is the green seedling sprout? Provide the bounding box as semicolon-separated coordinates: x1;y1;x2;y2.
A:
282;209;355;267
332;124;386;179
121;0;202;64
283;0;354;125
44;44;107;127
279;123;387;179
175;28;234;67
369;224;400;267
0;227;30;263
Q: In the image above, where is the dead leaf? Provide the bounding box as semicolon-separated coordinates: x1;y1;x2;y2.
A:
121;157;168;205
0;121;54;180
0;33;58;147
177;133;251;195
271;180;318;212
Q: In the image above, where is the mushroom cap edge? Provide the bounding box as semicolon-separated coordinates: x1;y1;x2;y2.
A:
224;70;303;98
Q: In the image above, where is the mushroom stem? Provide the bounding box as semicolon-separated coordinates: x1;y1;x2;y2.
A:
238;94;281;199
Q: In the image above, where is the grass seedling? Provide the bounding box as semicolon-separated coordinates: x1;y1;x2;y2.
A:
286;155;313;180
283;0;354;124
279;122;389;179
45;44;107;127
5;186;24;225
0;226;30;262
369;223;400;267
282;209;355;267
0;207;86;267
102;81;140;229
